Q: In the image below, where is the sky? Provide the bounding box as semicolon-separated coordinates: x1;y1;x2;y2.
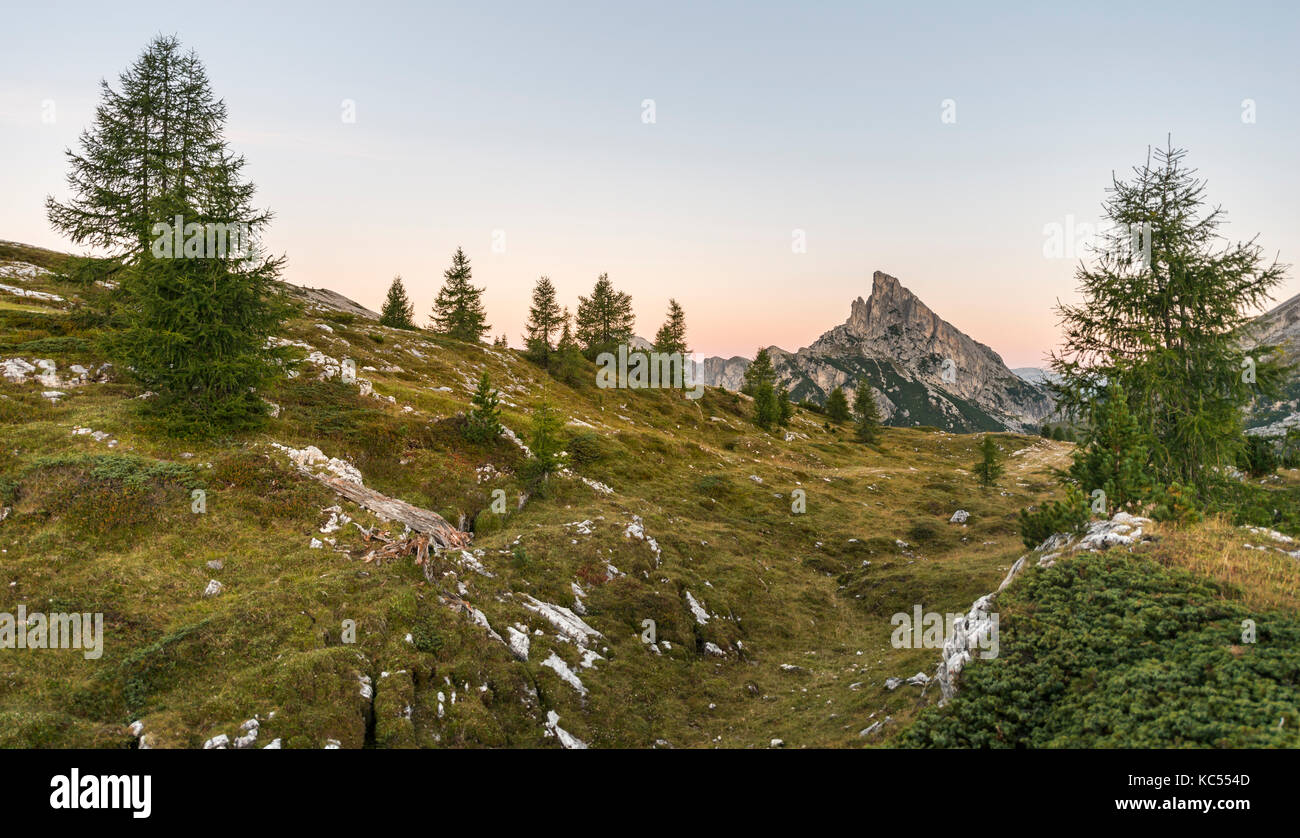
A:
2;0;1298;368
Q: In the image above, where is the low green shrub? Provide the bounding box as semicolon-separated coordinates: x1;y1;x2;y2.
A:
1017;485;1089;548
901;552;1300;748
566;431;603;466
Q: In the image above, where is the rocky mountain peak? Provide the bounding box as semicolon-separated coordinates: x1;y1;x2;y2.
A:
842;271;937;342
702;269;1056;432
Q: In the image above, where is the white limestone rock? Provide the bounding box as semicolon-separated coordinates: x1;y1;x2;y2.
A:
541;651;587;696
544;710;587;749
506;626;530;661
520;595;602;647
685;591;710;625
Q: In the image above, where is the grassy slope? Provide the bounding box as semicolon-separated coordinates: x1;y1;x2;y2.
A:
2;242;1296;748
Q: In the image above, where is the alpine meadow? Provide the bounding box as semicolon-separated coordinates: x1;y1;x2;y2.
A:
2;4;1300;816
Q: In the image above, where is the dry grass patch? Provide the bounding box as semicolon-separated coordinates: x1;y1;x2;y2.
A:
1150;516;1300;612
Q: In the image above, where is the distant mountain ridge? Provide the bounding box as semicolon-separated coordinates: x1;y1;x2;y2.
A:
701;271;1056;432
1247;291;1300;362
1012;367;1059;386
1244;291;1300;436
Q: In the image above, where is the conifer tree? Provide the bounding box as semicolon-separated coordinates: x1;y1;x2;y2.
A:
1051;142;1290;497
753;383;779;430
432;247;489;342
853;380;882;443
741;348;776;396
973;437;1004;487
825;386;851;424
47;35;284;436
379;275;416;329
524;275;562;363
463;372;502;443
777;387;793;427
526;400;565;483
574;273;634;357
1239;434;1279;478
557;307;576;350
549;306;585;385
653;299;689;356
1067;381;1150;515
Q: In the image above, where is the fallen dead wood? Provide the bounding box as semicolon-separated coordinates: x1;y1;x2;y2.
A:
360;533;431;565
316;474;471;551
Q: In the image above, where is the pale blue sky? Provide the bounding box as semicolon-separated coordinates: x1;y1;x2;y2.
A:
2;0;1297;366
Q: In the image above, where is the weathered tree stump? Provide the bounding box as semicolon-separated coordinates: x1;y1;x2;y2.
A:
317;475;471;551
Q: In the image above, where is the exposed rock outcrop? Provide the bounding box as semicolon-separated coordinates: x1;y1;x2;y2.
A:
925;512;1153;703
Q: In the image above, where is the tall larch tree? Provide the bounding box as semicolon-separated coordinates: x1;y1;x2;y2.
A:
1050;142;1290;497
47;35;285;436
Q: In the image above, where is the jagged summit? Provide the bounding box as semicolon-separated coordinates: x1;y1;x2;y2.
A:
842;272;929;340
